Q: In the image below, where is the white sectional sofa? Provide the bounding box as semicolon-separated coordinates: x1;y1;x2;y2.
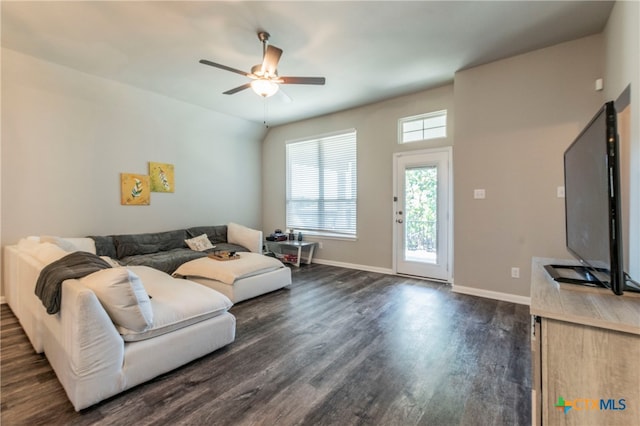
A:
2;225;291;411
4;240;236;411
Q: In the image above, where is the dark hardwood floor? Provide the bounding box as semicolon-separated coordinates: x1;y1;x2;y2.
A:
1;264;531;425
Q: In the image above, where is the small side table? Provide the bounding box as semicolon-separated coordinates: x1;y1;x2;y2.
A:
265;240;318;267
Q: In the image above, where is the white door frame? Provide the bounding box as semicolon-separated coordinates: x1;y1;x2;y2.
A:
392;147;453;282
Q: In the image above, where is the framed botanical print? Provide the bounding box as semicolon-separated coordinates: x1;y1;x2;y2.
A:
120;173;150;205
149;162;175;193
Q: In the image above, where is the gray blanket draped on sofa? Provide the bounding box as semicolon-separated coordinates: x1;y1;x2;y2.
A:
34;251;111;314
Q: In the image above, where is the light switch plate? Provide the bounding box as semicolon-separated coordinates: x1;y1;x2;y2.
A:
474;189;486;199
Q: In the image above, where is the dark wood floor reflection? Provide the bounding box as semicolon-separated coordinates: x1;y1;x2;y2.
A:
1;264;531;425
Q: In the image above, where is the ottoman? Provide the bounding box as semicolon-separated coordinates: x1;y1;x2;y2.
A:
173;252;291;303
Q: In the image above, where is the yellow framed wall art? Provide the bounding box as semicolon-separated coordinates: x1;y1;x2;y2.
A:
120;173;150;205
149;162;175;193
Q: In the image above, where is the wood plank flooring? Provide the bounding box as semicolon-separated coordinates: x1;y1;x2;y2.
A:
1;264;531;425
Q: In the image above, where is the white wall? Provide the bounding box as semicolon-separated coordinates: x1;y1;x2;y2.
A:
4;3;636;302
1;48;265;247
263;34;606;299
262;85;454;271
453;35;604;298
604;0;640;280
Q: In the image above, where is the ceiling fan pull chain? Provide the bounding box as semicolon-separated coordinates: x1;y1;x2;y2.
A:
263;98;269;128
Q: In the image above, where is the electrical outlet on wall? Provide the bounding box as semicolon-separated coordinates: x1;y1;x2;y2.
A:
473;189;486;199
511;267;520;278
318;242;323;249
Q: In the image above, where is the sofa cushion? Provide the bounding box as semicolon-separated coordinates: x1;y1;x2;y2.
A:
26;242;69;265
80;267;153;334
205;243;248;254
227;222;262;253
185;234;214;251
187;225;228;244
121;266;233;342
18;239;90;265
89;235;117;259
173;252;285;285
119;248;207;274
113;229;188;259
40;236;96;254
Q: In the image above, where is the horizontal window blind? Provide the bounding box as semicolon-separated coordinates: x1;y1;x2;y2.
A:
286;130;357;237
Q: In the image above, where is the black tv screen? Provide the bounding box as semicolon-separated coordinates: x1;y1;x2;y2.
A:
563;101;624;295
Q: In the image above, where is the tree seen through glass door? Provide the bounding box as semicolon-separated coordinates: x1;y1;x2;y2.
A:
405;166;438;263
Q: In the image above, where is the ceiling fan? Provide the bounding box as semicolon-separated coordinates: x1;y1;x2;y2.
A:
199;31;325;98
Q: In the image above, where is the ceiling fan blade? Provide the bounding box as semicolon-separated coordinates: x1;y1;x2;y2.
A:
223;83;251;95
261;45;283;76
199;59;250;77
280;76;326;85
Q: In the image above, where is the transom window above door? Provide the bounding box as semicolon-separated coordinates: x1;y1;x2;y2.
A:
398;110;447;144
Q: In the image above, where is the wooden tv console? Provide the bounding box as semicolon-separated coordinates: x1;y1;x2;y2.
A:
529;258;639;426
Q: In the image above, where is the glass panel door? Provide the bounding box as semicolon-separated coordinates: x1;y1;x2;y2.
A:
394;148;451;281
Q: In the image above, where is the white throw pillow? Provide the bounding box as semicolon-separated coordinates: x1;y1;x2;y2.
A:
31;242;69;265
18;239;68;264
17;237;41;251
185;233;214;251
227;222;262;253
40;236;96;254
80;267;153;333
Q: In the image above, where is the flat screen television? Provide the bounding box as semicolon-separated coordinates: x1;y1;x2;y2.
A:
545;101;626;295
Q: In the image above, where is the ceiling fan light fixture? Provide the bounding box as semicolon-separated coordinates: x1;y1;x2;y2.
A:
199;30;325;99
251;79;279;98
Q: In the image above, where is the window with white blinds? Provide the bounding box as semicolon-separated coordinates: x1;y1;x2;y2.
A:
286;129;357;238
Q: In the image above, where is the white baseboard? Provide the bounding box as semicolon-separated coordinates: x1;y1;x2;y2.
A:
311;258;394;275
311;260;530;306
452;285;530;306
0;296;6;305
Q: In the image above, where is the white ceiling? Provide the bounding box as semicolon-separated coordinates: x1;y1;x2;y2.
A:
2;1;614;126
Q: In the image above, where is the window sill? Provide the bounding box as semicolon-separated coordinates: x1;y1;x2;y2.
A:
296;231;357;241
